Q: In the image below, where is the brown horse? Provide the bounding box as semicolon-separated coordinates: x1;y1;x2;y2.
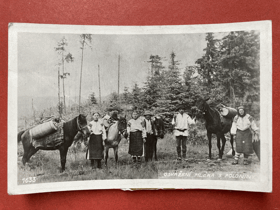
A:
18;114;89;172
195;96;235;160
104;116;127;166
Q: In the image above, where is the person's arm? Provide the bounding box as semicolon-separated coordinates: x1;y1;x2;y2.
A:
251;121;258;132
141;120;147;140
230;118;237;135
171;115;175;125
102;124;107;140
127;121;131;142
187;115;196;125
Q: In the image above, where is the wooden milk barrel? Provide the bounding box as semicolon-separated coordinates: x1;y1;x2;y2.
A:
220;107;237;119
30;120;58;139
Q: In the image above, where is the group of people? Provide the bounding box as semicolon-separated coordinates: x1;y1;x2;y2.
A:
84;104;259;169
85;108;161;169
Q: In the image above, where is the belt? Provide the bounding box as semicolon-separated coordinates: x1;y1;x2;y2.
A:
175;129;187;132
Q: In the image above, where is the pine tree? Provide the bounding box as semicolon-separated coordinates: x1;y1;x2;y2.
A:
218;31;260;107
131;83;143;111
142;55;165;110
157;52;184;113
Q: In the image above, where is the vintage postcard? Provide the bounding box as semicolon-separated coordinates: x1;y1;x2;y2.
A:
8;21;272;194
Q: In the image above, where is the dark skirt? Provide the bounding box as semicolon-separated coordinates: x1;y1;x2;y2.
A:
129;131;143;156
236;129;253;155
87;134;104;160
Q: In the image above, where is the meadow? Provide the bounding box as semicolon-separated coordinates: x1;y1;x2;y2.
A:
17;129;260;185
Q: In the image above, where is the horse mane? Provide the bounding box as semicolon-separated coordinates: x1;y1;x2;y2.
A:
63;116;79;139
204;102;221;125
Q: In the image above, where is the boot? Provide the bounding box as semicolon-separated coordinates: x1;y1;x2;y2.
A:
232;159;238;165
91;160;95;169
132;156;136;163
97;159;102;169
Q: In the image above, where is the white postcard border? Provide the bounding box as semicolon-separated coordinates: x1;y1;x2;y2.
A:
8;21;272;194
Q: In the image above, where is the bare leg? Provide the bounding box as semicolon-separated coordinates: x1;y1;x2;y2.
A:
207;131;212;159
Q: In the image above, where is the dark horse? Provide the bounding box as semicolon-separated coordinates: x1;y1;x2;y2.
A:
17;114;89;172
195;96;235;160
151;116;165;161
104;116;128;166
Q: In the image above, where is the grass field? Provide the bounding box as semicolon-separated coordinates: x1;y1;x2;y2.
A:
17;131;260;185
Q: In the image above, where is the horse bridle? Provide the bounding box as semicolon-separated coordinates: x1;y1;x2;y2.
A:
119;128;127;136
77;117;88;133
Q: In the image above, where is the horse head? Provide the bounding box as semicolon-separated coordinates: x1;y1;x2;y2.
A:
154;116;165;138
77;114;89;136
195;96;210;114
118;115;128;139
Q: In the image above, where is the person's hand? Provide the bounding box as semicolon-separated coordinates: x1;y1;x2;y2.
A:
103;140;106;146
127;137;130;144
143;138;146;143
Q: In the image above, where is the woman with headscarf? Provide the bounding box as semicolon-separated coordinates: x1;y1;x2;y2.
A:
230;106;258;165
127;110;147;163
87;112;107;169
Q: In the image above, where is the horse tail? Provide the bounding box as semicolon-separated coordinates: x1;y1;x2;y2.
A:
17;130;25;143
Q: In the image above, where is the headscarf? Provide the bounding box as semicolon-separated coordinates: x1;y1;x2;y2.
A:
237;106;246;117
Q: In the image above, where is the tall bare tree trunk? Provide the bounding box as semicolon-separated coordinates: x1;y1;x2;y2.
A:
62;52;66;114
98;64;101;104
118;55;120;97
32;98;36;122
58;66;61;118
79;41;85;113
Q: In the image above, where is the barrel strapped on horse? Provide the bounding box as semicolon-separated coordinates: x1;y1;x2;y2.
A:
29;118;65;149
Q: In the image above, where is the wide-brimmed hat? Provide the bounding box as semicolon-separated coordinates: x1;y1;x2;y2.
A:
143;110;153;116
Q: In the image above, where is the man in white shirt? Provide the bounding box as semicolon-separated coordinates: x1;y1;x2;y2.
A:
171;105;196;161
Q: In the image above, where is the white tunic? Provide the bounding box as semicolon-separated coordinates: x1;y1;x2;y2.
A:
88;119;107;140
127;118;147;138
171;113;196;137
230;114;258;135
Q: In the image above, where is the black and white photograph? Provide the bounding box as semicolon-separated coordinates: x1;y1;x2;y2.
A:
8;21;272;194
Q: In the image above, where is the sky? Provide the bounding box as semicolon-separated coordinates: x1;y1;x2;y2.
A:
17;32;227;103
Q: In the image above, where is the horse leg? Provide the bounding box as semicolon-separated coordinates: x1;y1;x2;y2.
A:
207;131;212;160
25;146;39;163
220;134;227;159
21;131;37;165
114;146;118;164
104;147;109;167
154;137;158;161
230;134;235;156
22;147;38;166
216;133;222;160
59;146;69;172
